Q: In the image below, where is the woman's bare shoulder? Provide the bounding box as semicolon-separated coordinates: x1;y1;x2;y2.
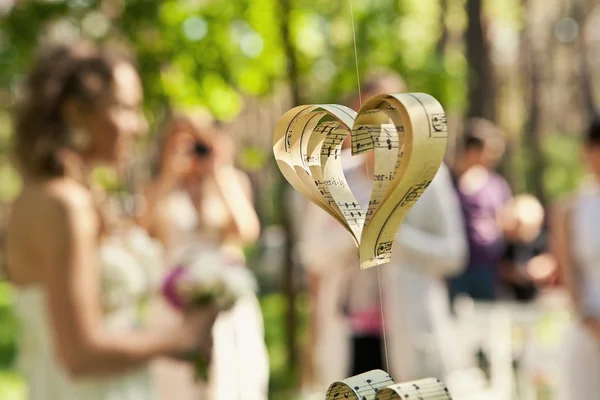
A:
14;178;95;224
5;179;97;282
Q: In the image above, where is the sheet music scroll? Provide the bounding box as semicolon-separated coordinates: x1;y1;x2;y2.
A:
273;93;448;269
325;369;453;400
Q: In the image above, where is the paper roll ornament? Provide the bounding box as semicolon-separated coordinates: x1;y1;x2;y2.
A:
325;369;453;399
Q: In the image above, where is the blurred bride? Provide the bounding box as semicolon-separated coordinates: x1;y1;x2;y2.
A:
138;110;268;400
3;41;216;400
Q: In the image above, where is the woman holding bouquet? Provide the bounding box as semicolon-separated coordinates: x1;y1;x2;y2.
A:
2;41;217;400
139;110;268;400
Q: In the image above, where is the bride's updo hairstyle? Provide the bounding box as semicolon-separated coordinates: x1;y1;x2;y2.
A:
13;41;128;179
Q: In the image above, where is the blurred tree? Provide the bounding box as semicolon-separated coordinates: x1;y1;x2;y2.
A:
436;0;449;57
278;0;301;380
522;0;547;206
575;0;598;118
465;0;496;121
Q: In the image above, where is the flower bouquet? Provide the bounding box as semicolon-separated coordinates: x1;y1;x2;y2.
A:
99;227;164;314
161;247;258;380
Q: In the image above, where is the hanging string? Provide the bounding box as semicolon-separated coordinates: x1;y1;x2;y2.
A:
349;0;362;107
348;0;390;375
376;266;391;374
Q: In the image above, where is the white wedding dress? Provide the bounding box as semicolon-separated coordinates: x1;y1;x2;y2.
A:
558;177;600;399
13;226;164;400
150;188;269;400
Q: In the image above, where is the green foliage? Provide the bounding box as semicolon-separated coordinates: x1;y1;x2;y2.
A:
110;0;291;118
0;283;18;370
541;133;585;201
0;163;21;203
0;370;25;400
90;166;122;192
0;0;467;119
239;146;270;172
0;112;21;202
260;292;309;400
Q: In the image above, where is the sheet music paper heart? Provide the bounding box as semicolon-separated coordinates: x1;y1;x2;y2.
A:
324;369;453;399
273;93;448;269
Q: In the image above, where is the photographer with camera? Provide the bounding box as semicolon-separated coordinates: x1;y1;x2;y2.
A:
139;110;259;252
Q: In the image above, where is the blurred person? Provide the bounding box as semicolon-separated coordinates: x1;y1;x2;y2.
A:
138;111;268;400
497;194;556;302
299;71;467;389
552;118;600;400
494;195;556;385
448;118;513;304
2;42;216;400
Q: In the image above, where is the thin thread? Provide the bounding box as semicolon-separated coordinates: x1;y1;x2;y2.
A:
349;0;362;107
377;266;391;374
349;0;390;375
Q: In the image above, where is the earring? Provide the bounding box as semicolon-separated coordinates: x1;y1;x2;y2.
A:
68;127;90;152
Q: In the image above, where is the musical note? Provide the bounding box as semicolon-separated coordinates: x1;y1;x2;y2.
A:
272;93;447;269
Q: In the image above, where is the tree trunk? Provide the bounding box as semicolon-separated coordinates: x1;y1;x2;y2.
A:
574;0;598;118
522;0;548;206
436;0;449;57
278;0;300;379
465;0;496;121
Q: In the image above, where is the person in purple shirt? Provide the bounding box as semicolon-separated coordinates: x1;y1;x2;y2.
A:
448;118;513;304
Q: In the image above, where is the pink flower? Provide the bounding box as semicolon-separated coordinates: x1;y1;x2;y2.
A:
161;265;189;310
161;250;257;313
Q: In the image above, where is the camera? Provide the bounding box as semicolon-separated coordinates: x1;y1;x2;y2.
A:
192;141;211;158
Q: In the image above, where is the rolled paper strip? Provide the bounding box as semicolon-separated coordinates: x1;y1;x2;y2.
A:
161;265;189;310
376;378;452;400
325;370;453;400
325;369;394;399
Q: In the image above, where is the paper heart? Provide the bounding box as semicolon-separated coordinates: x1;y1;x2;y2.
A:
273;93;447;269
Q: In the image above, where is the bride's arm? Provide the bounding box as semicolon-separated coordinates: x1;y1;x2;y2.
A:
36;183;213;378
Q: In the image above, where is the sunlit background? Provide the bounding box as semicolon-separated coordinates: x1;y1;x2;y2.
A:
1;0;599;398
